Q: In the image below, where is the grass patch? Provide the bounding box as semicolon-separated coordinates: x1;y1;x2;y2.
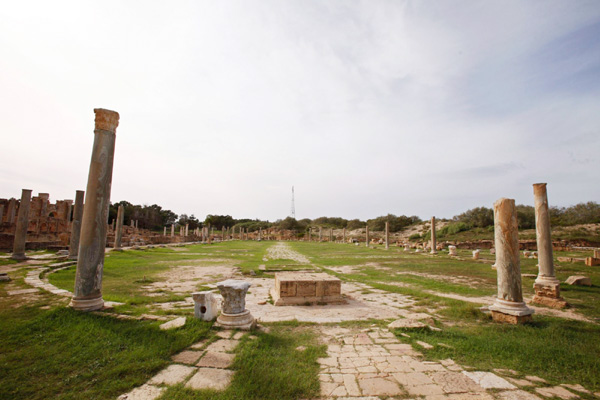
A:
159;325;325;400
395;316;600;391
0;305;211;400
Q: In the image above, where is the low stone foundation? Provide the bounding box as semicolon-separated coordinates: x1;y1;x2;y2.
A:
491;311;533;324
270;272;345;306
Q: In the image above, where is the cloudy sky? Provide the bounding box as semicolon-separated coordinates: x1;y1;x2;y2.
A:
1;1;599;222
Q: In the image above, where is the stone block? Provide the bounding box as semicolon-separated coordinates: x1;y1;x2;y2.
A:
271;272;344;306
491;311;532;324
159;317;186;330
148;364;196;385
186;368;234;391
192;291;219;321
565;275;592;286
196;351;235;368
585;257;600;267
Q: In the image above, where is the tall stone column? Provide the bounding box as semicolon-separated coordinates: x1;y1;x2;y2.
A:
0;205;4;223
70;109;119;311
365;225;369;247
135;220;138;229
171;224;175;237
489;198;534;324
430;216;437;254
385;221;389;250
185;223;189;236
258;228;262;241
7;198;16;224
532;183;567;308
68;190;85;260
329;228;333;242
208;225;212;244
11;189;32;260
343;228;346;243
319;227;322;242
163;226;166;236
114;205;124;249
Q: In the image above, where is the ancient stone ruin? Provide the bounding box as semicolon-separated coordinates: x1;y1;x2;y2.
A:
270;272;344;306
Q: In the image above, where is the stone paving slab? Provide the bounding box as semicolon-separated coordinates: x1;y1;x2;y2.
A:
462;371;516;390
172;350;204;365
186;368;234;390
196;351;235;368
148;364;196;385
7;288;40;295
497;390;543;400
535;386;579;399
117;383;165;400
205;339;239;353
159;317;186;330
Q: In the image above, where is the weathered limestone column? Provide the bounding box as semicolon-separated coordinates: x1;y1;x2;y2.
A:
11;189;32;260
430;216;437;254
473;250;480;260
208;225;212;244
215;279;255;330
71;108;119;312
343;228;346;243
130;220;134;227
114;205;124;249
489;198;534;324
163;226;166;236
185;223;189;236
171;224;175;237
531;183;567;308
385;221;389;250
365;225;369;247
258;228;262;241
135;220;138;229
111;219;115;231
7;198;16;224
68;190;85;260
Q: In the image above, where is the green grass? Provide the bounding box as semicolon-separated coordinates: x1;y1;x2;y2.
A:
0;305;212;400
395;316;600;391
159;324;326;400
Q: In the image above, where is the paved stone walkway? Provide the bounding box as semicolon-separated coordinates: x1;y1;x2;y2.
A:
118;331;245;400
316;326;593;400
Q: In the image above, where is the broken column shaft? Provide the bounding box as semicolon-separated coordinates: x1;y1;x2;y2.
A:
71;108;119;312
489;198;534;324
11;189;32;260
68;190;85;260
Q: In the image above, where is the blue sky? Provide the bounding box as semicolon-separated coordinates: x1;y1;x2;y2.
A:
0;1;599;221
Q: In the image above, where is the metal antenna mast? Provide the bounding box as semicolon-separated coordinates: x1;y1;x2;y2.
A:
290;186;296;219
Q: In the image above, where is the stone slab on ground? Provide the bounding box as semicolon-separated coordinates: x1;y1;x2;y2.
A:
171;350;204;365
463;371;516;389
358;376;404;396
388;319;427;329
565;276;592;286
186;367;234;391
536;386;579;399
196;351;235;369
7;288;40;295
271;271;343;306
117;383;165;400
159;317;186;330
497;390;543;400
205;339;239;353
148;364;196;385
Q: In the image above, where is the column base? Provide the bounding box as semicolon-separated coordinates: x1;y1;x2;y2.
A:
489;298;534;324
70;296;104;312
430;251;437;254
531;295;568;309
11;253;27;261
215;309;256;330
491;311;533;324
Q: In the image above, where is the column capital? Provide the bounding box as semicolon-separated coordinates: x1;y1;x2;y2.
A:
94;108;120;132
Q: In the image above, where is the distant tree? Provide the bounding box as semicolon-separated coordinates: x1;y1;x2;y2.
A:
205;215;235;229
516;205;536;229
453;207;493;228
367;214;421;232
346;219;365;230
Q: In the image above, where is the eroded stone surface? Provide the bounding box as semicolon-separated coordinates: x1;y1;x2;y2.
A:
196;351;235;368
463;371;516;389
186;368;234;391
172;350;204;365
148;364;196;385
117;383;165;400
536;386;579;399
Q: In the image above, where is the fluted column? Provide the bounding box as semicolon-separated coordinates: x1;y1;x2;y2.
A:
71;108;119;311
489;198;533;324
68;190;85;260
11;189;32;260
532;183;567;308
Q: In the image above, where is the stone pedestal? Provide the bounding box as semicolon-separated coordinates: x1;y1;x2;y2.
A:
192;291;220;321
489;198;534;324
70;108;119;312
473;250;480;260
68;190;85;260
271;272;344;306
531;183;567;308
430;216;437;254
215;280;255;330
448;245;457;256
114;205;124;249
11;189;32;260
